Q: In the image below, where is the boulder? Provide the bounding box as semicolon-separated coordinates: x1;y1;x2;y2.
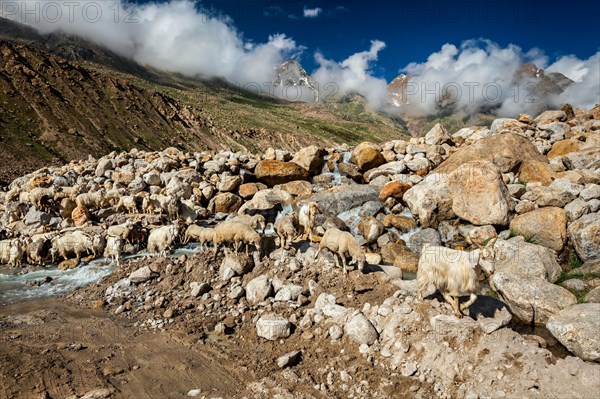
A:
491;272;577;324
424;123;451;146
407;228;441;253
564;199;590;222
382;215;416;232
72;206;91;227
563;148;600;170
308;185;379;216
345;313;378;345
521;185;575;208
95;159;114;177
379;181;411;201
448;160;513;226
364;161;406;182
403;173;453;228
238;182;267;199
220;253;254;277
129;266;156;283
490;118;527;135
547;139;584;158
490;240;562;282
291;146;326;175
465;225;497;246
256;313;291;340
274;180;313;198
568;214;600;262
580;184;600;201
393;251;420;273
547;304;600;362
246;275;273;305
518;160;555;185
509;207;567;252
24;208;50;226
217;175;242;192
435;133;547;174
208;193;243;214
533;110;566;124
585;287;600;303
351;142;386;172
255;160;309;187
358;216;384;244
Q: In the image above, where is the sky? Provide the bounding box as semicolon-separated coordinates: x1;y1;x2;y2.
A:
2;0;599;115
193;0;600;82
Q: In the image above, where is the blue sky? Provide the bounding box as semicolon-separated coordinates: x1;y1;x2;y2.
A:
194;0;600;81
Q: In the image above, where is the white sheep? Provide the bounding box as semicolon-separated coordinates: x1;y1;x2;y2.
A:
117;196;138;214
142;194;172;215
213;221;261;256
274;214;298;249
183;225;214;249
416;242;495;317
104;236;124;266
50;230;105;262
229;214;267;232
29;187;55;209
107;220;134;242
147;224;179;256
298;202;318;242
76;190;109;210
314;228;366;274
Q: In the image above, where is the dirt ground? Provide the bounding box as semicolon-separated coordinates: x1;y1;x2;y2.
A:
0;251;429;399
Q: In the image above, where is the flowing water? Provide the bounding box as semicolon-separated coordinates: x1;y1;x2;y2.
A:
0;244;204;305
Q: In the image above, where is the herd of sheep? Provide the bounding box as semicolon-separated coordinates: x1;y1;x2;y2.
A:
6;106;595;321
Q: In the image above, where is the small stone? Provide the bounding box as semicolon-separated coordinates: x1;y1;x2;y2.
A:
276;350;302;368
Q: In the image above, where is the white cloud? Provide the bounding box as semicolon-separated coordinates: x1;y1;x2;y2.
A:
400;39;600;116
303;7;322;18
2;0;301;85
311;40;390;109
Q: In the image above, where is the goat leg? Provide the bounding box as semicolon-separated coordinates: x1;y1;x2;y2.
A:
460;293;477;313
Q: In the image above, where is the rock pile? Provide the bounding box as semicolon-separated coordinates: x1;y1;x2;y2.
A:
1;105;600;398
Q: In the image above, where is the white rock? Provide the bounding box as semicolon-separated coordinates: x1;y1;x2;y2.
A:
256;313;291;340
246;275;273;305
345;313;378;345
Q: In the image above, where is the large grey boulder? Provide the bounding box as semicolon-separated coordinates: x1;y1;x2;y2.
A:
403;173;453;228
491;272;577;324
308;185;379;216
547;303;600;362
491;240;562;282
568;214;600;262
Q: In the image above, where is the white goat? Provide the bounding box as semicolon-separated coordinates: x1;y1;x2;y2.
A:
314;228;366;274
274;214;298;249
0;239;25;267
416;242;495;317
147;224;179;256
298;202;318;242
104;236;124;266
183;225;214;249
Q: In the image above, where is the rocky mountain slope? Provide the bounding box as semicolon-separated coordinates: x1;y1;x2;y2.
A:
1;105;599;398
0;18;408;185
